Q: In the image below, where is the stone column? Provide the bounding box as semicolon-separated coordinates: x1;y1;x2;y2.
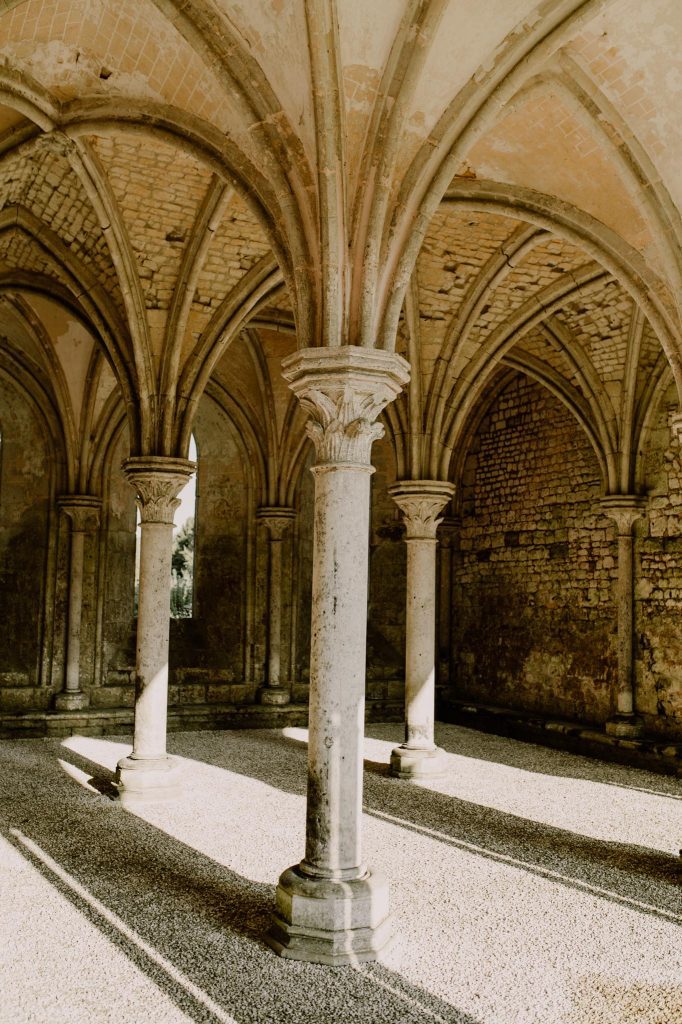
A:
257;506;296;705
266;346;409;965
54;496;101;711
600;495;647;738
115;456;195;807
388;482;455;779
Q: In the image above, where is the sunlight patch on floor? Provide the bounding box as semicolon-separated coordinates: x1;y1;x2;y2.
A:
61;735;130;769
2;725;681;1023
363;725;682;855
57;758;101;793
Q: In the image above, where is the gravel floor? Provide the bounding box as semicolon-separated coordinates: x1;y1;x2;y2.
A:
1;722;681;1024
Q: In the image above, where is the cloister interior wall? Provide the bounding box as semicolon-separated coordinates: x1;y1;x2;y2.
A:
449;373;682;740
0;374;53;706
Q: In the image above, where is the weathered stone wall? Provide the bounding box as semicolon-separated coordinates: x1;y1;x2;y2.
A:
0;374;54;710
94;425;406;710
451;374;617;723
636;384;682;736
96;427;136;708
367;434;405;690
98;395;252;707
170;395;250;704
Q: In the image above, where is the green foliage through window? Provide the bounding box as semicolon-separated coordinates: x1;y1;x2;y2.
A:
171;516;194;618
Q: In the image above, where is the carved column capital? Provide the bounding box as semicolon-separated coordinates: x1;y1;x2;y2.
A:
257;506;296;540
599;495;647;535
57;495;102;533
123;457;195;525
389;481;456;540
282;346;410;466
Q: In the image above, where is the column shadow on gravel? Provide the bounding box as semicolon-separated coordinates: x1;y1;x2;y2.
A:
172;729;682;927
428;721;682;798
0;741;480;1024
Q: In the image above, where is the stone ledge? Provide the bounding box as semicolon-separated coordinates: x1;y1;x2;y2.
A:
0;697;403;739
438;698;682;776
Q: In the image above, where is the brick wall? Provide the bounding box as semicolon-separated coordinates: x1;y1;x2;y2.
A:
451;373;617;723
636;384;682;734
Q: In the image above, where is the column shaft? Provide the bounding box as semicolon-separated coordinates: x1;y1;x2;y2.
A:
268;534;283;685
65;530;85;694
257;508;295;705
600;496;646;738
616;531;634;716
55;496;101;712
303;464;371;877
404;537;438;749
134;519;176;759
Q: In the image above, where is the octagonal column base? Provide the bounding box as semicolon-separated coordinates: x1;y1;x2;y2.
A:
258;685;291;706
265;865;393;965
390;744;447;780
605;714;644;739
115;754;182;808
54;691;90;712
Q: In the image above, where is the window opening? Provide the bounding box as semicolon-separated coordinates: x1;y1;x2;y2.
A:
170;435;197;619
133;435;197;619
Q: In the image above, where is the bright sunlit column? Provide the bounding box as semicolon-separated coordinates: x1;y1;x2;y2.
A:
54;496;102;712
116;456;195;807
266;346;409;966
601;496;647;739
257;507;296;705
388;481;455;779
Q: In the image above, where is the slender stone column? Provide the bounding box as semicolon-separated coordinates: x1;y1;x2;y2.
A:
257;506;296;705
388;482;455;779
266;346;409;965
54;496;101;711
115;456;195;807
601;495;647;738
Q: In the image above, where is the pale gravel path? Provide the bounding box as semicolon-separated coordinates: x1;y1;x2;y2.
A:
1;723;681;1024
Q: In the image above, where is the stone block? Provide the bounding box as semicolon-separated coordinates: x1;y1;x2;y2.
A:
266;866;393;966
0;688;49;712
177;684;207;704
91;687;135;708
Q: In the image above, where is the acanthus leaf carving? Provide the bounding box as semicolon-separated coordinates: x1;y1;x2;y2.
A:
389;481;456;540
123;458;195;525
57;496;102;534
282;349;410;467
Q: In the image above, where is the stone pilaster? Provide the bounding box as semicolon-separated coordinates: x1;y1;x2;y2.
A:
388;481;455;779
600;495;647;738
54;496;101;711
265;346;409;966
257;506;296;705
437;516;459;691
669;412;682;444
115;456;195;807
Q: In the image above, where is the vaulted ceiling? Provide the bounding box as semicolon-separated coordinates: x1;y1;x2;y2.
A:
0;0;678;496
